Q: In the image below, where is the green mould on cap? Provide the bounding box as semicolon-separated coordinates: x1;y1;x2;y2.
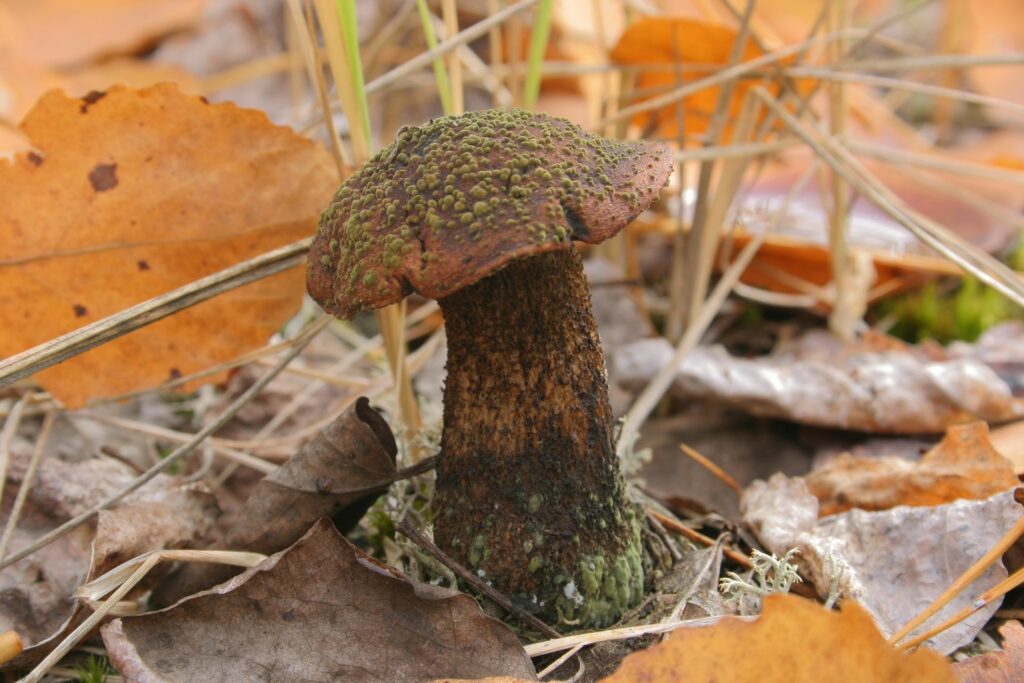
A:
307;108;672;319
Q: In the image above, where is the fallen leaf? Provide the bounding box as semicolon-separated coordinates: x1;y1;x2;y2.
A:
742;476;1022;654
806;422;1019;516
601;594;955;682
615;328;1024;433
0;452;218;668
992;420;1024;475
963;0;1024;122
0;84;337;407
0;0;205;68
152;396;398;607
0;50;201;128
609;17;803;139
104;519;538;682
954;620;1024;683
656;0;891;48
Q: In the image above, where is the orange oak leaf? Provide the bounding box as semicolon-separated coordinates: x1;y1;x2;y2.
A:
609;17;798;139
602;594;956;682
0;84;337;407
806;422;1019;517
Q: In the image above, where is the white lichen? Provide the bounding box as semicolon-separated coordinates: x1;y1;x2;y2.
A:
719;548;802;607
563;580;585;607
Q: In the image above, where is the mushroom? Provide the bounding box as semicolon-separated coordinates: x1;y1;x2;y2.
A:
308;108;672;627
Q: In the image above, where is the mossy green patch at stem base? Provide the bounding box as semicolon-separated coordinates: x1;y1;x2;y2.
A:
553;526;644;628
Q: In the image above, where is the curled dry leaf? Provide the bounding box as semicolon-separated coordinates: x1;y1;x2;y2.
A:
953;620;1024;683
0;84;337;407
742;475;1022;654
0;454;218;668
601;594;954;683
806;422;1019;516
104;519;538;683
615;329;1024;433
152;397;398;607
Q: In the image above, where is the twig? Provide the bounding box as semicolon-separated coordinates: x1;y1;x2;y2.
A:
523;613;750;657
22;554;160;683
784;67;1024;118
0;317;328;570
898;563;1024;652
0;409;56;562
647;509;753;569
392;456;437;481
668;538;722;622
751;86;1024;307
0;238;311;388
666;0;756;342
678;443;741;494
615;233;764;456
645;511;682;563
847;138;1024;184
364;0;540;97
537;644;583;679
0;394;31;514
25;549;266;683
397;520;561;639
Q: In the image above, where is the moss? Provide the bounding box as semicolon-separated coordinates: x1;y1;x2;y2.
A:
551;527;644;628
468;534;487;567
527;493;543;513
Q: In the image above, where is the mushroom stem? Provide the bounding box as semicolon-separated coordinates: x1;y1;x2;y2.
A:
435;246;642;627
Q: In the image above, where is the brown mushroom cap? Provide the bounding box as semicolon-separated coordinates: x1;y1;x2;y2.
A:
307;108;672;318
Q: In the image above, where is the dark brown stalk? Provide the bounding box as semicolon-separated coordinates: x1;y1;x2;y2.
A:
435;247;642;627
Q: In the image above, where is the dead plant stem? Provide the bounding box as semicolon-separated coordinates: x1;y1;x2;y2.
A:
0;239;312;389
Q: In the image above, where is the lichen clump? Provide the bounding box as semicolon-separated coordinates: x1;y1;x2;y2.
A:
554;535;644;626
307;108;668;318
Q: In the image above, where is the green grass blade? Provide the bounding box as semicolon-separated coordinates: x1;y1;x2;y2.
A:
415;0;454;115
336;0;374;152
522;0;553;109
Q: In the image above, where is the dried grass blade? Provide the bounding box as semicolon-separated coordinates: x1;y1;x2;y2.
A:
0;239;311;389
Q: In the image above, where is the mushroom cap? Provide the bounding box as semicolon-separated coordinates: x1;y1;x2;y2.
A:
307;108;672;319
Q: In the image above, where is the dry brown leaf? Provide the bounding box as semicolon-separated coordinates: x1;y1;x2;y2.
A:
103;519;538;682
992;420;1024;475
0;51;201;128
152;397;398;607
0;84;337;407
806;422;1019;516
954;620;1024;683
609;17;803;139
0;453;218;668
963;0;1024;119
0;0;205;68
656;0;890;46
615;328;1024;433
601;594;955;682
743;477;1022;654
